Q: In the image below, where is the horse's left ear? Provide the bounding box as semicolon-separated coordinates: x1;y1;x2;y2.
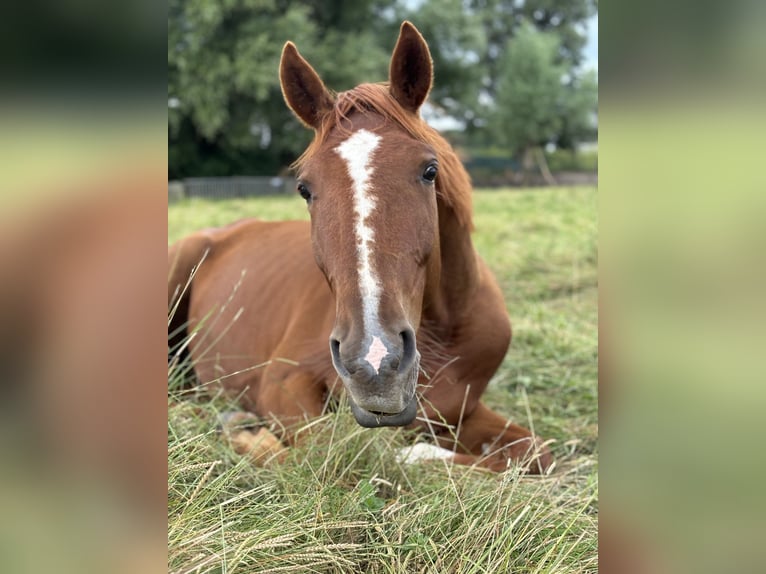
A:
389;21;433;114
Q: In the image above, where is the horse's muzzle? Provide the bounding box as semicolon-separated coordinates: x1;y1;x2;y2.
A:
349;396;418;427
330;327;420;427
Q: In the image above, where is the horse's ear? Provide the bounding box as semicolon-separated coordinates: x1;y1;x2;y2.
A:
389;21;433;114
280;42;334;129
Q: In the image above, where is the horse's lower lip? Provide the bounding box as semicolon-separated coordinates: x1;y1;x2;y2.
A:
349;398;417;428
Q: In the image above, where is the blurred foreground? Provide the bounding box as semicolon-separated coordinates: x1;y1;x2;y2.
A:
0;106;167;572
601;1;766;571
1;0;166;564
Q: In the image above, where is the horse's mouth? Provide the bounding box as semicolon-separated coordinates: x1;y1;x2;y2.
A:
349;397;417;428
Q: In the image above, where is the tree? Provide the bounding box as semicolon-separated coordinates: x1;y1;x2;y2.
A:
404;0;596;143
168;0;597;179
556;68;597;150
168;0;395;179
493;21;595;183
470;0;597;97
399;0;486;126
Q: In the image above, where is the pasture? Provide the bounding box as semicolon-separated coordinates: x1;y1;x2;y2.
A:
168;186;598;573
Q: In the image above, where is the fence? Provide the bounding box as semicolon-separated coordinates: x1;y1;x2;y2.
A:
168;156;598;202
169;176;297;201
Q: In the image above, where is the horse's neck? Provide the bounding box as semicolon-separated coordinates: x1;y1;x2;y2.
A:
423;200;479;330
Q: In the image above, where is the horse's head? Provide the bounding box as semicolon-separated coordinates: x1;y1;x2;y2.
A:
279;22;440;428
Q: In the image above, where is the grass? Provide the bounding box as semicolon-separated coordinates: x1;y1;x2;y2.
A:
168;186;598;573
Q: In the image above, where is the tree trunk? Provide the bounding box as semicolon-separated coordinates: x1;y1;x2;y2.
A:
534;146;557;186
520;146;535;186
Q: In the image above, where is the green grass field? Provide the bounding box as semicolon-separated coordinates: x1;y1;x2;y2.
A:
168;186;598;573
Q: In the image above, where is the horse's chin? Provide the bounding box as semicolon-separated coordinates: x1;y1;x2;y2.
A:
349;397;417;428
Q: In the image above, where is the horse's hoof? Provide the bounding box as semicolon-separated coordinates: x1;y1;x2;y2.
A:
514;436;554;475
217;410;259;430
481;436;554;474
227;427;287;467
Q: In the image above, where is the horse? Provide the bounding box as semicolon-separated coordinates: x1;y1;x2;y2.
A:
168;22;553;474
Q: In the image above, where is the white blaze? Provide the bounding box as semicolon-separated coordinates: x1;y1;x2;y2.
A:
335;129;386;370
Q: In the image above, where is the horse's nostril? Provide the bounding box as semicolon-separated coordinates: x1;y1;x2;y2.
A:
399;328;416;372
330;338;346;372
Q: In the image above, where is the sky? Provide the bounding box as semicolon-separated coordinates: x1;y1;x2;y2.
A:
583;13;598;72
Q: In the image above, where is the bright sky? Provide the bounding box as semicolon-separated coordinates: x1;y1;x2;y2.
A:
583;14;598;71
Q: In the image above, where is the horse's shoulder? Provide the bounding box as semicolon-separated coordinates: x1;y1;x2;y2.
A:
197;217;265;240
195;218;308;249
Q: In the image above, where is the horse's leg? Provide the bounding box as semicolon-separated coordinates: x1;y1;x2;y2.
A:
217;370;326;465
436;401;553;474
256;370;327;447
219;411;288;466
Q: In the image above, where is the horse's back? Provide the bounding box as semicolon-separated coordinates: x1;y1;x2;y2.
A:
169;218;333;401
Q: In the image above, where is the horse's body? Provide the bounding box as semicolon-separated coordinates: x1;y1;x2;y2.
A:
169;22;552;473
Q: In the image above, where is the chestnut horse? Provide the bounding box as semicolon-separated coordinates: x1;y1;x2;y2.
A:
168;22;552;473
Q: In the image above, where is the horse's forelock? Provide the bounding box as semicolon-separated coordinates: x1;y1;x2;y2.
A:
292;82;473;230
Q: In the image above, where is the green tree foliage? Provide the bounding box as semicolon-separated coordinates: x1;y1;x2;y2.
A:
168;0;597;178
493;22;596;180
403;0;597;155
399;0;486;125
494;22;565;153
169;0;392;178
556;68;597;149
471;0;597;96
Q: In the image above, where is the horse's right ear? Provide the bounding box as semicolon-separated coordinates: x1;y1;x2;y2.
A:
280;42;334;130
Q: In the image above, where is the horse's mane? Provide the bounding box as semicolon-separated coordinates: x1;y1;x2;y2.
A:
293;82;474;230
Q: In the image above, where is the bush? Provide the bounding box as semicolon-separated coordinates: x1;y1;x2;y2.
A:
545;149;598;173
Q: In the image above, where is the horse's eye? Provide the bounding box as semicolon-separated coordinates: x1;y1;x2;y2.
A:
297;182;312;202
422;163;438;183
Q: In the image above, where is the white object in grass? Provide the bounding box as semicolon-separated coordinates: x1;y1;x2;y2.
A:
395;443;456;465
